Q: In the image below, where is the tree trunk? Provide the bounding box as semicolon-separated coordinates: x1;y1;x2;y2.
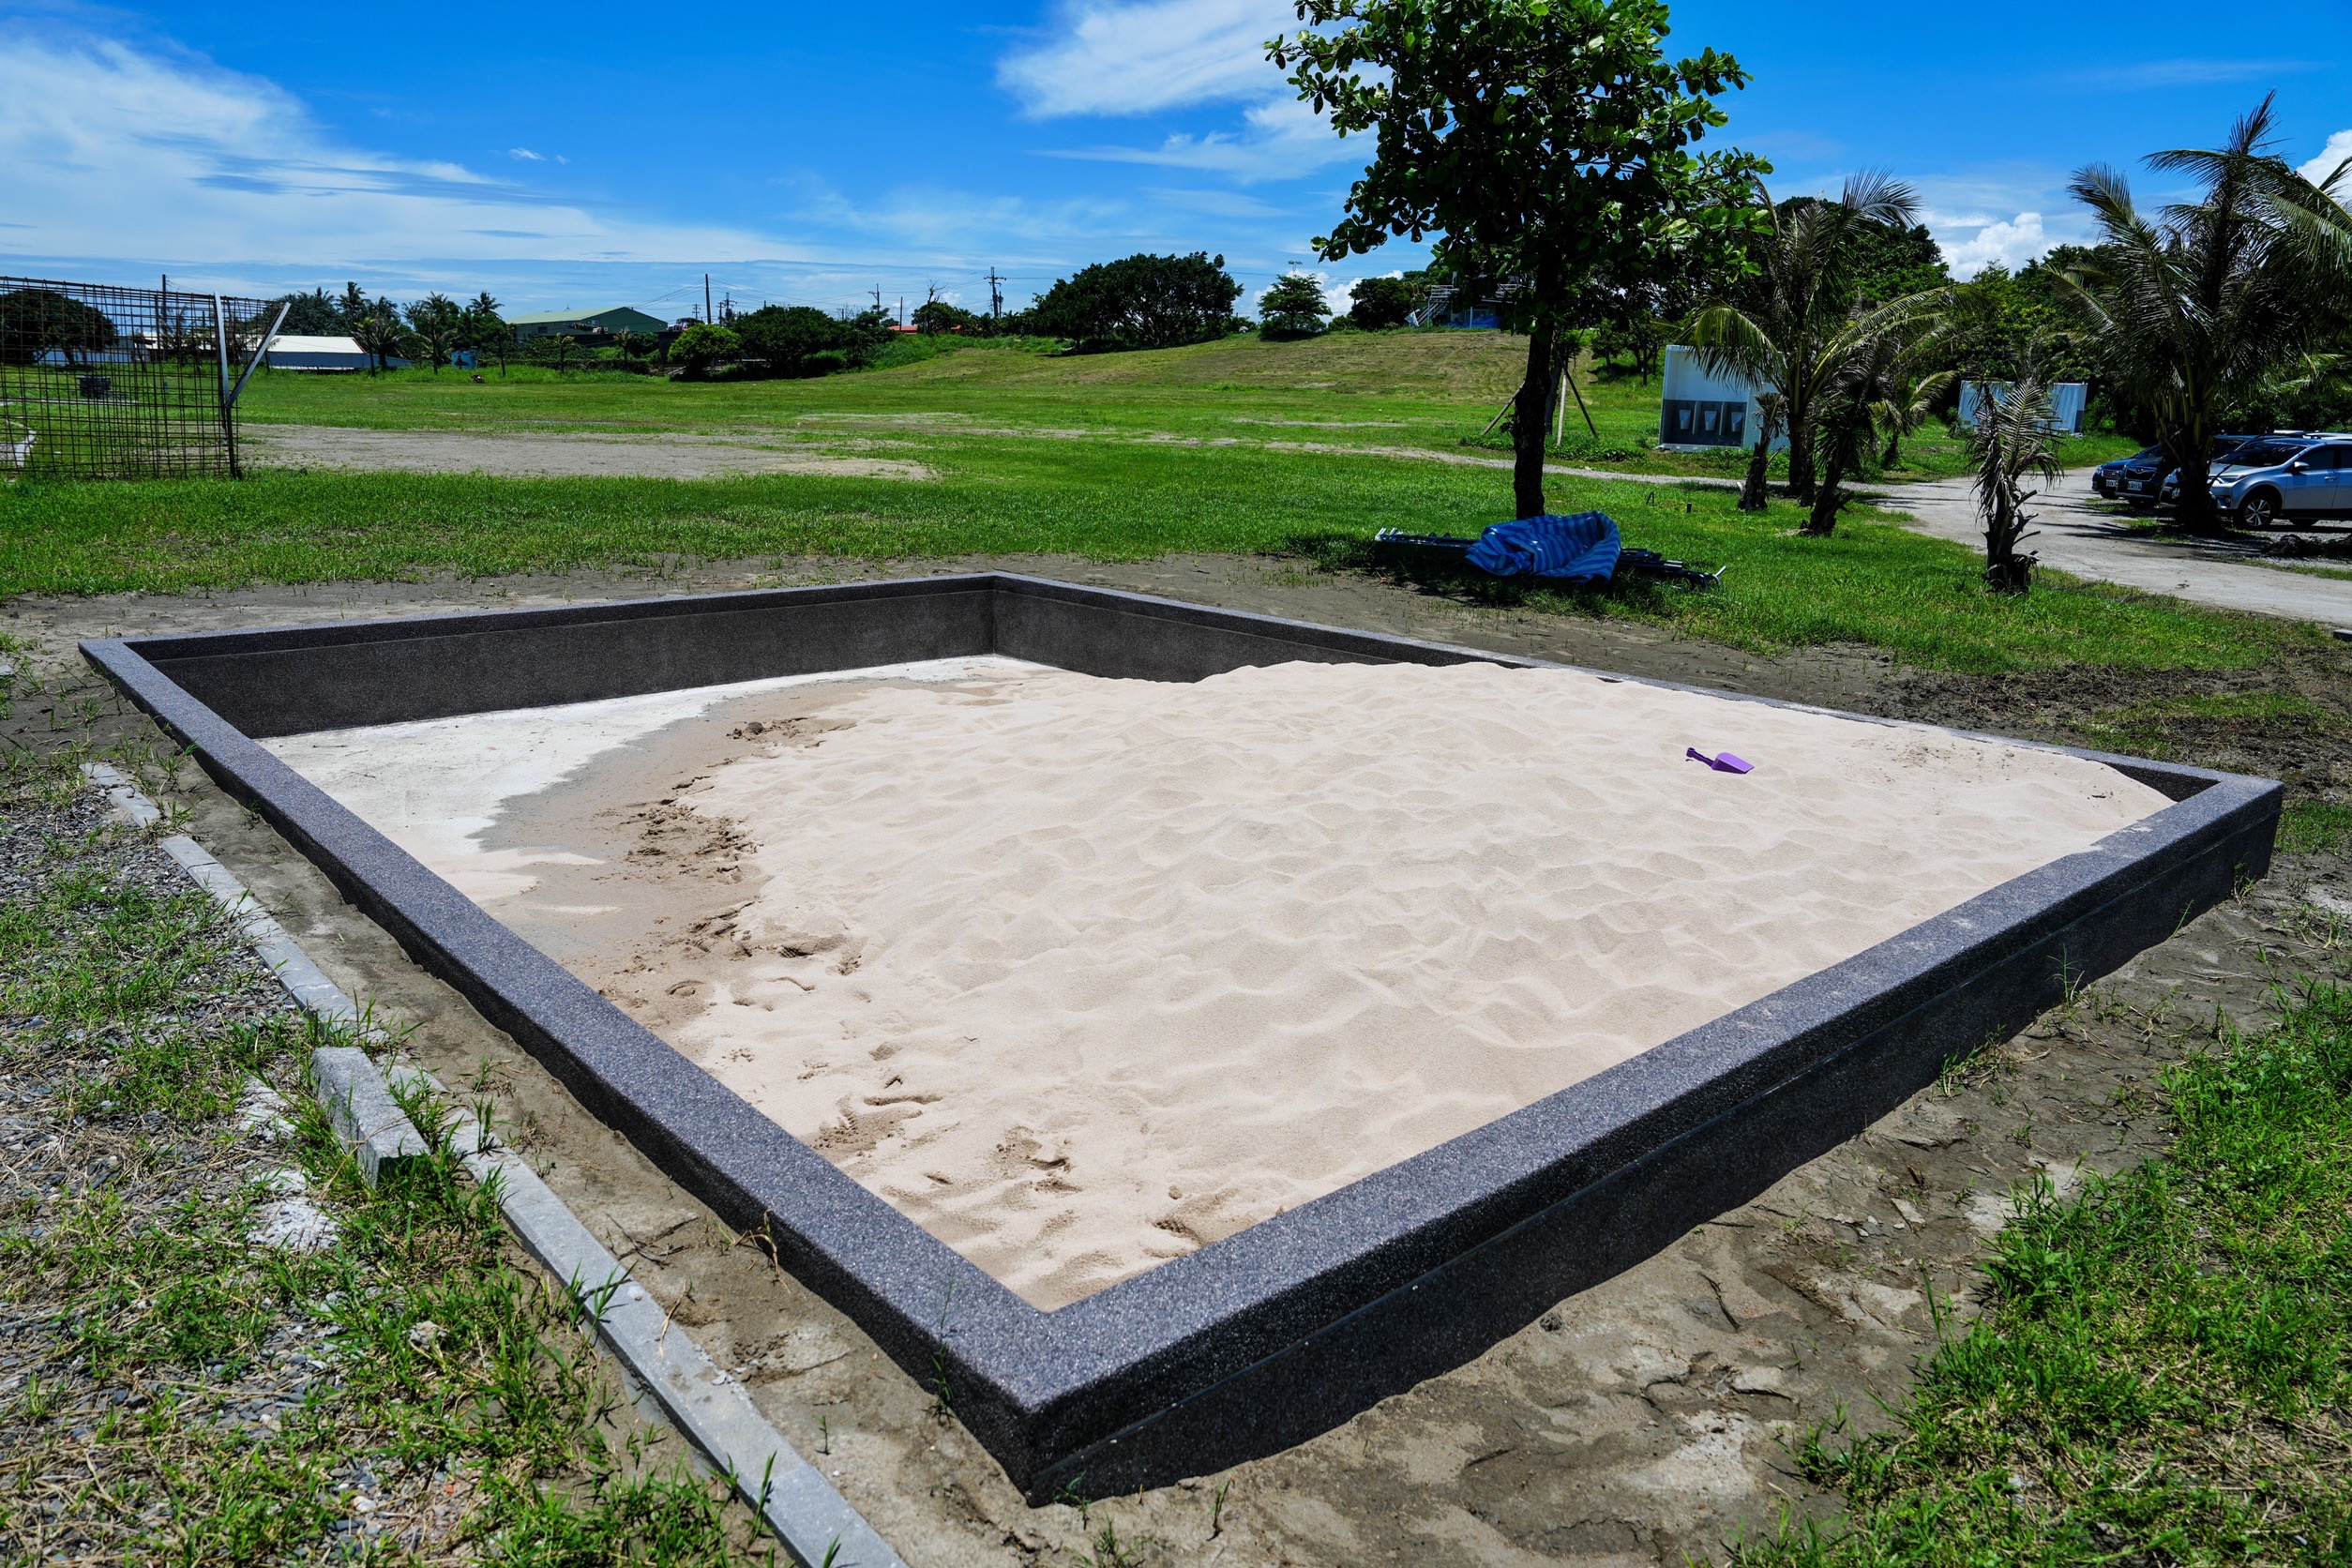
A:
1802;414;1859;536
1983;483;2032;594
2174;452;2221;533
1739;413;1777;512
1803;475;1842;535
1786;416;1817;505
1512;325;1553;520
1881;433;1901;471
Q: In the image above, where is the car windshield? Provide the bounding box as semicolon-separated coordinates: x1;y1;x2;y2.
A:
2221;440;2309;468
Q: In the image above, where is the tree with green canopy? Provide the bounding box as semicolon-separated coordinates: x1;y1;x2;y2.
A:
1967;347;2064;594
461;292;510;373
1346;275;1418;330
669;322;741;379
737;305;852;373
1270;0;1764;519
349;307;407;375
1028;253;1244;353
912;297;985;336
1259;273;1332;337
273;288;343;337
2057;97;2352;532
0;289;119;368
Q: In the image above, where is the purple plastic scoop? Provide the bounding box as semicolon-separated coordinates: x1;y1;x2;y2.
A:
1685;747;1755;775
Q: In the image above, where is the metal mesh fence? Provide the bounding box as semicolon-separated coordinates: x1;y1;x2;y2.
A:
0;276;285;481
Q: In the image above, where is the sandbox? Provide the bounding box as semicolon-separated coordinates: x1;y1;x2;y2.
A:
83;575;2281;1500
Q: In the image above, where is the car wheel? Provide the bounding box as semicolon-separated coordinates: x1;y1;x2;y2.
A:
2238;490;2281;528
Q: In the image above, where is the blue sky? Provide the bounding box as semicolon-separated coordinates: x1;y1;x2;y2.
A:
3;0;2346;319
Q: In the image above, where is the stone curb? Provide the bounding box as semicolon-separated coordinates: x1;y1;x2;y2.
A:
310;1044;430;1185
81;763;904;1568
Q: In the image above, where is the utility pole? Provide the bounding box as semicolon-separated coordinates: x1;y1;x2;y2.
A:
704;274;713;324
897;295;905;326
871;287;883;313
987;266;1003;320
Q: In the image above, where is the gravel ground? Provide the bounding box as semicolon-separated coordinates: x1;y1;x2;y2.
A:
0;792;356;1560
244;424;935;480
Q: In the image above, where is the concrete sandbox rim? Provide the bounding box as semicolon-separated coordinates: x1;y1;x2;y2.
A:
80;572;2282;1502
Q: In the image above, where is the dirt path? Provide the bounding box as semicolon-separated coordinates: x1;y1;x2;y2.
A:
241;418;1745;491
1876;469;2352;626
1267;438;1742;488
7;560;2341;1565
245;424;933;480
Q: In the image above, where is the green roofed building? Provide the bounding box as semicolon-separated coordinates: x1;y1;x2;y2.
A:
508;306;667;340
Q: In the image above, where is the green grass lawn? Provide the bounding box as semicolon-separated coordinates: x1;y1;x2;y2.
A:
238;330;1536;448
1;450;2308;674
1;330;2297;673
238;331;2142;479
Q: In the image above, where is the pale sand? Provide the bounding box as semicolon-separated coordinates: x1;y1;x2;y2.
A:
263;656;1048;901
268;659;2169;1311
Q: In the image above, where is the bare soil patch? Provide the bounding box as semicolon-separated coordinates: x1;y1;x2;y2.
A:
245;424;933;481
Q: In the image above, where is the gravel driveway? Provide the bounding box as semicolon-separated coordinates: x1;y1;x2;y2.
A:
1877;468;2352;626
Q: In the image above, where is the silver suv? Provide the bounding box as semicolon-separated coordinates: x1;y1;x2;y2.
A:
2204;434;2352;525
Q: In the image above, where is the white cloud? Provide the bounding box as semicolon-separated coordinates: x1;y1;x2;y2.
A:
1933;211;2050;279
1039;96;1354;184
0;24;772;268
999;0;1293;117
0;16;1389;312
2302;129;2352;188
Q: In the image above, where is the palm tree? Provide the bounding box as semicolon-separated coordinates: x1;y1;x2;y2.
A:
1967;350;2064;594
350;309;405;375
463;293;510;374
1801;298;1951;535
1864;332;1960;473
2057;97;2352;532
1687;172;1922;508
1736;391;1784;512
403;293;463;373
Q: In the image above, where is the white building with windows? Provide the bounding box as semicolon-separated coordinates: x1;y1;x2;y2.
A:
1656;345;1782;453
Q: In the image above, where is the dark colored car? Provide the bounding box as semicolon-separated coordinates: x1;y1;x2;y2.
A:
2114;435;2255;512
2093;445;2162;501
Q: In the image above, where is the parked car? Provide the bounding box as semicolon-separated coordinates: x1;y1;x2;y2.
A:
2129;435;2255;512
2203;435;2352;525
2092;445;2162;500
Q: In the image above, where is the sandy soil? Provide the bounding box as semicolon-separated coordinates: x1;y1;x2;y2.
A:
266;656;2163;1309
244;423;933;480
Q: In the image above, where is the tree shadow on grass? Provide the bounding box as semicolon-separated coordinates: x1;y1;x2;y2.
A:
1276;530;1690;620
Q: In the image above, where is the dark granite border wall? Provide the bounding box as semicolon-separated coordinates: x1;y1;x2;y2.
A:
82;573;2282;1500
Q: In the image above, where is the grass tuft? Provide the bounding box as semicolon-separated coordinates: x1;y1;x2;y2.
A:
1727;983;2352;1565
0;752;774;1564
2283;801;2352;857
